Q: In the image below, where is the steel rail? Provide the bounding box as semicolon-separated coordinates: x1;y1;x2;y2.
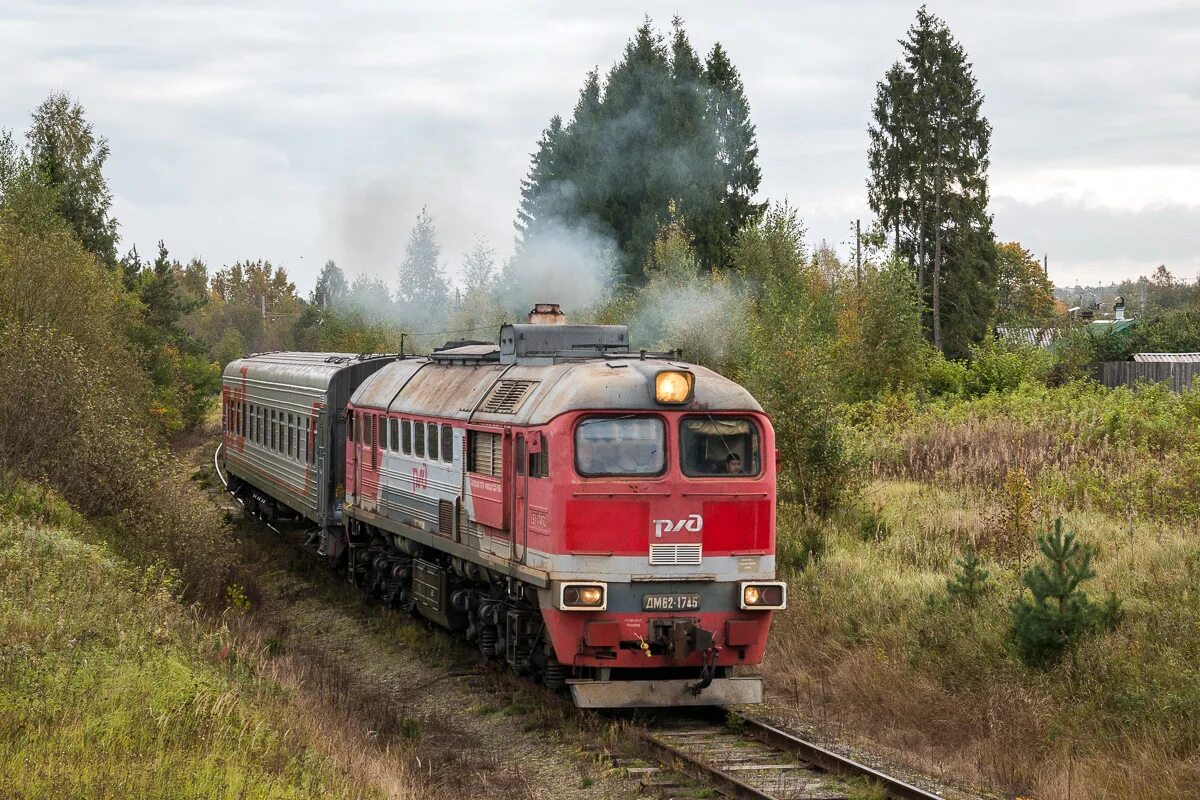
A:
632;709;945;800
731;712;944;800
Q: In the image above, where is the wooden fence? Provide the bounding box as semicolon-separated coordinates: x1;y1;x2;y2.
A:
1095;361;1200;392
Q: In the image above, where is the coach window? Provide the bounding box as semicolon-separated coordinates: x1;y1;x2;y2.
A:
428;423;439;462
441;424;453;463
680;416;761;477
270;410;277;451
259;408;265;445
402;420;412;454
414;421;425;458
390;419;399;452
575;416;665;477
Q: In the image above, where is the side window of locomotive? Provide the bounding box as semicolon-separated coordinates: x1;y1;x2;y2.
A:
379;417;388;451
530;434;549;479
402;420;412;454
364;414;373;448
414;422;425;458
428;423;439;462
574;416;665;476
441;424;453;463
515;436;525;476
347;410;355;443
680;416;761;477
390;419;399;452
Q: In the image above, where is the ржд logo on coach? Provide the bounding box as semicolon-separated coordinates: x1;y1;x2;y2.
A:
652;514;703;537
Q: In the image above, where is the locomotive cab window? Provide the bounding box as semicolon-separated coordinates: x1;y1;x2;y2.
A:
575;416;665;477
680;416;761;477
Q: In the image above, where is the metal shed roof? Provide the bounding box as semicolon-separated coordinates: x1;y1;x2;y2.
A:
1132;352;1200;363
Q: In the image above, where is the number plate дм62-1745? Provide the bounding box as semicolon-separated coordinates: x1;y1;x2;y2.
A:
642;593;701;611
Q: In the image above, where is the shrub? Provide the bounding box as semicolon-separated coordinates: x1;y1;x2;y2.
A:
923;351;968;397
964;339;1050;396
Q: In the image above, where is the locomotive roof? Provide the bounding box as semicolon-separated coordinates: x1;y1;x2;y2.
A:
348;355;763;424
223;351;396;391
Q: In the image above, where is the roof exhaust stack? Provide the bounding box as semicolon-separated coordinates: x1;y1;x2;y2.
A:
528;303;566;325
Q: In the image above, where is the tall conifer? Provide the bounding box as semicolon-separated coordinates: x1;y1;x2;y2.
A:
867;7;995;357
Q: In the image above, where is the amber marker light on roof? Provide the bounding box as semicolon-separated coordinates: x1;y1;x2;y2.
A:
655;370;694;404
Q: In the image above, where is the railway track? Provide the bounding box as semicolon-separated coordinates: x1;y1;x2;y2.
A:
217;444;948;800
625;710;945;800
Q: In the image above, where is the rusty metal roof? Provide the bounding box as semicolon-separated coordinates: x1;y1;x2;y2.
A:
348;356;762;423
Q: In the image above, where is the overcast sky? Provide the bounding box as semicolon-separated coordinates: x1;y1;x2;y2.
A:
3;0;1197;294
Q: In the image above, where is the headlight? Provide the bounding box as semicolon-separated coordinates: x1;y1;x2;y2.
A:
740;581;786;610
560;582;606;610
655;370;694;404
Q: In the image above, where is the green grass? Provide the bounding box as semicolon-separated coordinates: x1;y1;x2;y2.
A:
0;480;385;799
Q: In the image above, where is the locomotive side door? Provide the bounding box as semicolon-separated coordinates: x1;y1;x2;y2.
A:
351;410;362;502
512;433;528;563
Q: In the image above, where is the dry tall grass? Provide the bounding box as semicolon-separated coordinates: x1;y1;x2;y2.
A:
770;467;1200;799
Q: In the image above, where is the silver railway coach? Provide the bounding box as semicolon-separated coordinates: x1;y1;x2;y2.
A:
221;352;394;533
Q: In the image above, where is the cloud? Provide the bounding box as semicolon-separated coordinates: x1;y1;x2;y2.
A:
992;196;1200;286
2;0;1197;291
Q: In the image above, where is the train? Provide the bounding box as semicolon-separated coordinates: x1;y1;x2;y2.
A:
219;304;784;708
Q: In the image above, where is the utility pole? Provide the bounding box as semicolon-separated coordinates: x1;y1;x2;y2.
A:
261;294;266;321
855;219;862;290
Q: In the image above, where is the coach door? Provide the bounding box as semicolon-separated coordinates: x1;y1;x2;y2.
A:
512;433;528;563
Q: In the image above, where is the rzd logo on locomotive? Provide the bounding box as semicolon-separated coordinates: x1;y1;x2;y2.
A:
652;514;703;538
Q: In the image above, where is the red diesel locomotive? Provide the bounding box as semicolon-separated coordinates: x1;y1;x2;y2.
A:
221;305;784;707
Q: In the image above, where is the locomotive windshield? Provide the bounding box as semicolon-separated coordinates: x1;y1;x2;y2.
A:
680;416;761;477
575;415;665;476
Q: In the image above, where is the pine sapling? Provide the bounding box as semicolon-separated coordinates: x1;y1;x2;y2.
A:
1011;518;1117;667
945;543;989;607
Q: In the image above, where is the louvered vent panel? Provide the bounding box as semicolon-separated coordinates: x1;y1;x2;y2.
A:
438;500;454;537
469;431;503;477
649;543;703;566
480;380;538;414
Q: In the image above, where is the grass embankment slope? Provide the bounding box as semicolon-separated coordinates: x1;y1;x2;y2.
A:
0;479;392;799
768;380;1200;800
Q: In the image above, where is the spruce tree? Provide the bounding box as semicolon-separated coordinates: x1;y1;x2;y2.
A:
514;18;762;283
396;206;447;314
867;7;995;358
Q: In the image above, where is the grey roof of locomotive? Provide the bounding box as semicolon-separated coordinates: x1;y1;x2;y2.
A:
348;355;763;425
